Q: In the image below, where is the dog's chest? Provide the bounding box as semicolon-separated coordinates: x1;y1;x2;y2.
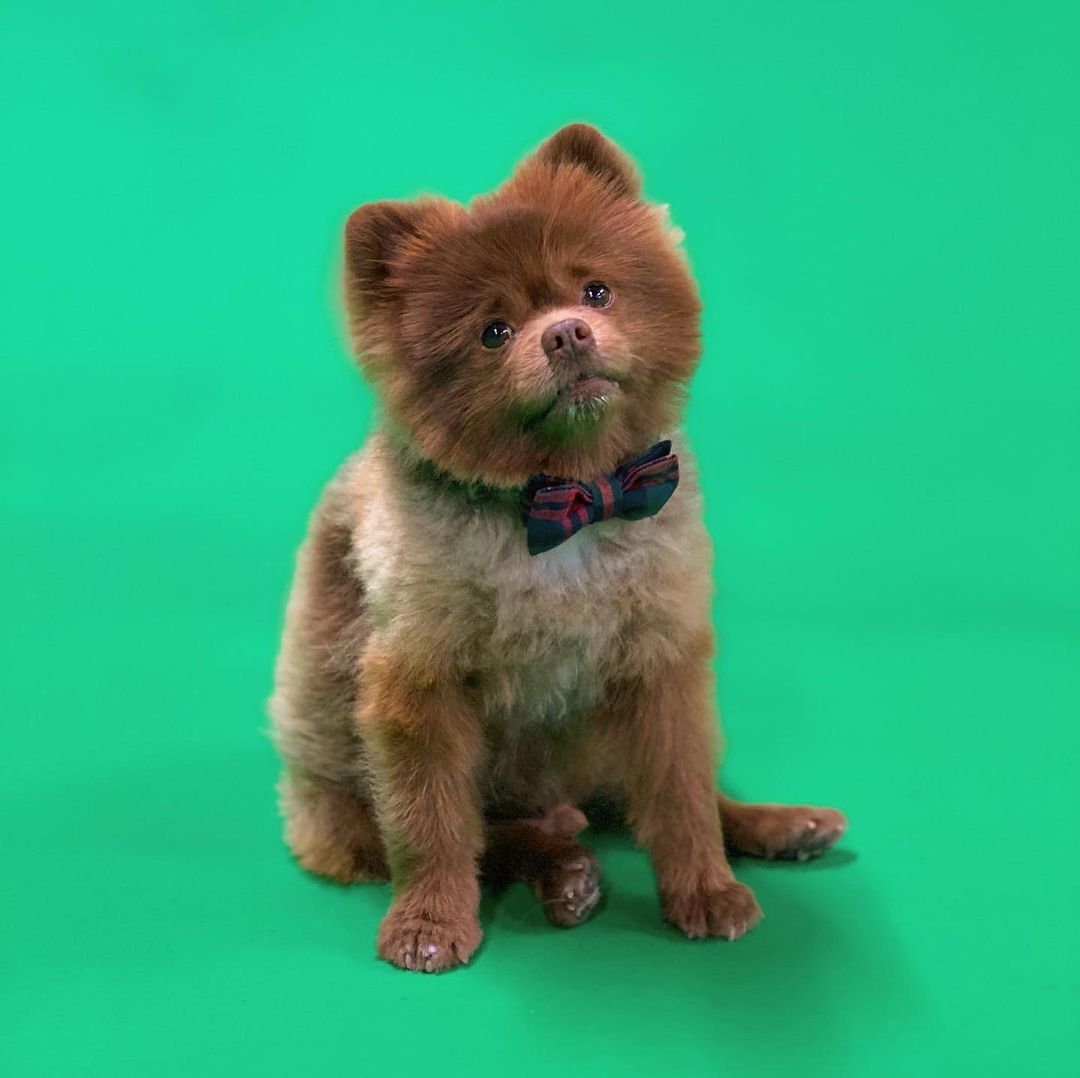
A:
473;523;641;728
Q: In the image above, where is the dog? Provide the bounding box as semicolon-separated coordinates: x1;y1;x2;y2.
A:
270;123;846;972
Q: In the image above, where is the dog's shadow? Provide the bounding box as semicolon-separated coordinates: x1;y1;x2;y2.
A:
478;824;911;1070
10;746;917;1069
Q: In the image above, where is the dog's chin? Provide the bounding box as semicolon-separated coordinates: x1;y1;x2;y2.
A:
525;376;624;443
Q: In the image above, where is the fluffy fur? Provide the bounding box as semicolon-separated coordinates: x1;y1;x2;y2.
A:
271;124;846;972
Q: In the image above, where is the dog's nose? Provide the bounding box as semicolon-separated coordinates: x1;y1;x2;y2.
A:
541;318;595;363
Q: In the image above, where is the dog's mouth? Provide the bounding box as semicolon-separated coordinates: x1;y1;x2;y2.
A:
522;371;624;433
555;372;621;405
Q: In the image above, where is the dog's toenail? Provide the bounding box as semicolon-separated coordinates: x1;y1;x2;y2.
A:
797;850;810;861
424;943;438;956
806;819;818;829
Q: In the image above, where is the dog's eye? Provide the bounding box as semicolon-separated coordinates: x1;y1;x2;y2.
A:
582;281;613;308
481;320;514;348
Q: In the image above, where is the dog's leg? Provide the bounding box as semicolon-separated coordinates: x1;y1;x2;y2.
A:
360;653;485;973
720;796;847;861
280;776;388;883
484;805;602;927
603;632;762;941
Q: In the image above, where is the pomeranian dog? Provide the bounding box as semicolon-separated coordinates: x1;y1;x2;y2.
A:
271;124;846;972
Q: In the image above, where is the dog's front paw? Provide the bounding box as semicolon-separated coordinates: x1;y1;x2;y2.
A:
376;903;482;973
662;879;762;941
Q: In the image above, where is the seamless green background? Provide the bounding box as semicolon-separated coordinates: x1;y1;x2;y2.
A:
3;3;1078;1075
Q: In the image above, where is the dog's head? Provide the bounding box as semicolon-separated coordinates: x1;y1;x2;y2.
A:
344;124;701;485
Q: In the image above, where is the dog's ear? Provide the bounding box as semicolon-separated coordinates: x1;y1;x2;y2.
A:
530;123;640;198
344;198;455;306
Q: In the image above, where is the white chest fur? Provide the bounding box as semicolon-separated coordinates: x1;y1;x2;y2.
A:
353;436;704;732
480;522;632;728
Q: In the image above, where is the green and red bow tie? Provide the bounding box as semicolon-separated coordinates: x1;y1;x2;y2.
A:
520;440;680;556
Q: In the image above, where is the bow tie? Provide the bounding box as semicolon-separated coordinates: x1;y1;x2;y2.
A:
520;440;680;556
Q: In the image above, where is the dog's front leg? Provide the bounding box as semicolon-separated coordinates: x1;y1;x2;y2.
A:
607;632;762;940
360;649;484;972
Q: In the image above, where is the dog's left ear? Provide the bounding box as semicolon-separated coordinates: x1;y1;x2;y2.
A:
530;123;640;198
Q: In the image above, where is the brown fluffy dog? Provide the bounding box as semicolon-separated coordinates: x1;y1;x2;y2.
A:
271;124;846;972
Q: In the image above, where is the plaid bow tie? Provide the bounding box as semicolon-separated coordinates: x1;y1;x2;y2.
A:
520;440;680;556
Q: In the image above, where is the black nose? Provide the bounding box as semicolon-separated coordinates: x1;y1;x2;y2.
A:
541;318;595;363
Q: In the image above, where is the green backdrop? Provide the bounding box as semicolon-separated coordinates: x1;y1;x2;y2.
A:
3;2;1078;1075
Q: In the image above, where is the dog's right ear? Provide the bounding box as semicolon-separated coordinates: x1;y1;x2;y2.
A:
344;198;456;307
530;123;641;199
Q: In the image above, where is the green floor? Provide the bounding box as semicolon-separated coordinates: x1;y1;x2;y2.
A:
3;3;1078;1075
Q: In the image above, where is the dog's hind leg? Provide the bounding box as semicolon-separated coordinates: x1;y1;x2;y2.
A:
483;805;602;928
281;776;389;883
719;795;847;861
